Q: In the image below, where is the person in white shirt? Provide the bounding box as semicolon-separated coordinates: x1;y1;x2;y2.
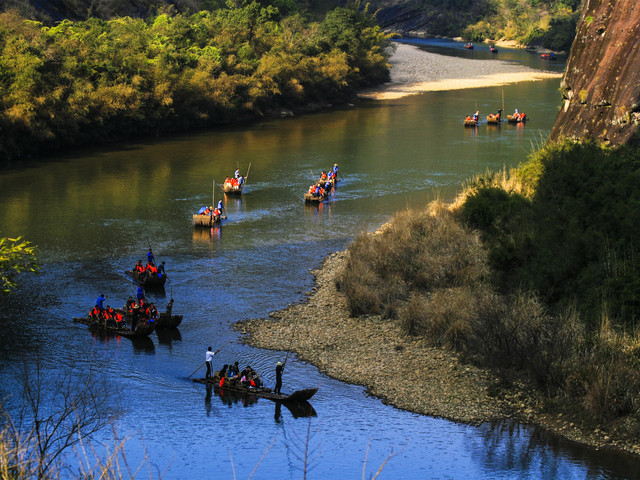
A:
205;347;217;379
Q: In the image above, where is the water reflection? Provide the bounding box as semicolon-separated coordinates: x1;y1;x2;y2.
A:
468;421;639;479
192;225;222;244
156;327;182;348
131;337;155;354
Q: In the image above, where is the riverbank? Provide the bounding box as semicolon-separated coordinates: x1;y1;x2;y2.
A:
236;249;640;457
359;43;561;100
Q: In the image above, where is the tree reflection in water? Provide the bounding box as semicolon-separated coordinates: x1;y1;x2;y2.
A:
467;421;639;478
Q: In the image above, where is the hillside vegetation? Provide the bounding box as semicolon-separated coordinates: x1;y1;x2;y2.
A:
3;0;582;52
339;140;640;432
372;0;581;52
0;2;391;162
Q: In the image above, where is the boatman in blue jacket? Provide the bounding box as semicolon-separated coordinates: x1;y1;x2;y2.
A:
217;200;224;216
95;294;106;311
147;248;155;265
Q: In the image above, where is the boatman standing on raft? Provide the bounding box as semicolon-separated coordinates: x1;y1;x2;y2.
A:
275;361;284;395
205;347;217;379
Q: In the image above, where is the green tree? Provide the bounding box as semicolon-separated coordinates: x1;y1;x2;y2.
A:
0;235;38;293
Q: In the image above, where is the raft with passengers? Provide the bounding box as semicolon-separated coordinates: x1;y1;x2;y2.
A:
73;295;156;338
125;248;167;287
73;293;182;338
193;363;317;403
221;163;250;194
193;180;227;227
507;108;527;123
304;164;339;203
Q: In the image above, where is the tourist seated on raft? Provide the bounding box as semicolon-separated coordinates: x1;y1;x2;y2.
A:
198;206;213;215
134;260;145;274
146;261;158;276
466;115;471;122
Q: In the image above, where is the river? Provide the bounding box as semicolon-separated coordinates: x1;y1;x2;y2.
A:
1;39;638;479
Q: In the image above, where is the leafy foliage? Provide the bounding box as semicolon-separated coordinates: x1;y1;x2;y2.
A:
0;235;38;293
456;0;580;50
460;140;640;329
0;3;392;161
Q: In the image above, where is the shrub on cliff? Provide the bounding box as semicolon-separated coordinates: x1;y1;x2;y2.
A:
460;140;640;330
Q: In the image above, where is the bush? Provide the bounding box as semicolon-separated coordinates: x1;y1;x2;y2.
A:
338;203;488;318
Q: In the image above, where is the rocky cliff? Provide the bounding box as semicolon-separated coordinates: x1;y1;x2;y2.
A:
549;0;640;146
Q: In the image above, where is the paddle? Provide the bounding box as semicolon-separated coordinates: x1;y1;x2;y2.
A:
244;162;251;187
188;340;233;379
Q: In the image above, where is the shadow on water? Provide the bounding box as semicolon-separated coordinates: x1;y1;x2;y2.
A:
131;336;155;354
156;327;182;347
213;386;317;420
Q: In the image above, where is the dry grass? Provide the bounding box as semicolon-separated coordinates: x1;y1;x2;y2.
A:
337;201;488;318
339;192;640;423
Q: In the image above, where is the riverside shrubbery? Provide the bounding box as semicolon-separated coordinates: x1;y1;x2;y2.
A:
339;140;640;423
0;2;391;162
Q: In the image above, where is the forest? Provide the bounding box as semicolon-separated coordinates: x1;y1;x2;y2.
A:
0;2;392;162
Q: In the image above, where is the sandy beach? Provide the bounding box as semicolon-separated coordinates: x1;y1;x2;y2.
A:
359;43;561;100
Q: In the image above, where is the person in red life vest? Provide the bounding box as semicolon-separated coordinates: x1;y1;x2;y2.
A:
114;311;124;326
146;262;158;276
135;260;145;274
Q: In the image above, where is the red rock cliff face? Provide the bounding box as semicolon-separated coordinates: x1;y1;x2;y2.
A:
549;0;640;146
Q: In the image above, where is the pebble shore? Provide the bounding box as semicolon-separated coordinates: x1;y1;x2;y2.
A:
237;251;640;456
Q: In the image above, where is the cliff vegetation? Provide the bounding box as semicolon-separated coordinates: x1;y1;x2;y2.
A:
371;0;581;51
0;2;392;162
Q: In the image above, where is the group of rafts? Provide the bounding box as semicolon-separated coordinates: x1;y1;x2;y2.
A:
464;108;527;127
192;162;340;229
192;164;251;227
74;249;183;338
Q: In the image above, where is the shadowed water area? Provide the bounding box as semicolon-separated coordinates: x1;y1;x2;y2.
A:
1;41;638;478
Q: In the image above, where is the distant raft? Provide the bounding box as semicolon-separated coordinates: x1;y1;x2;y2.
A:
507;113;527;123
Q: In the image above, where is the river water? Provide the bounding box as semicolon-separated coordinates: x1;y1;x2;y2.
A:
1;40;638;479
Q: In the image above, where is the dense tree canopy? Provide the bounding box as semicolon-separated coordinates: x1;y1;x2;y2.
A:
0;2;392;161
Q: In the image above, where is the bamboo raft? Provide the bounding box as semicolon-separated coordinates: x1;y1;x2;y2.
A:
222;163;251;195
73;315;155;338
304;192;329;203
125;269;167;287
507;114;527;123
464;118;479;127
192;213;223;227
221;183;243;194
487;108;502;124
193;378;318;403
